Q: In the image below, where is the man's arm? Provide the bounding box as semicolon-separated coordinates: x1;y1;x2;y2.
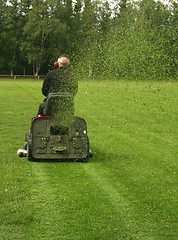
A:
42;74;50;97
67;69;78;96
72;79;78;96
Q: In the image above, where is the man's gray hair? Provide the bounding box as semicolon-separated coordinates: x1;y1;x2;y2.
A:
58;57;70;66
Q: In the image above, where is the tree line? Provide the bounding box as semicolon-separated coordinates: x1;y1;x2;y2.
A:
0;0;177;80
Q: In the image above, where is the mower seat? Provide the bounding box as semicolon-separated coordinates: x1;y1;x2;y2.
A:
44;92;74;117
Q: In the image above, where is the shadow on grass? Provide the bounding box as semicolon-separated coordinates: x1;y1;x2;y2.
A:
88;146;133;164
27;157;89;163
24;146;133;164
17;145;135;167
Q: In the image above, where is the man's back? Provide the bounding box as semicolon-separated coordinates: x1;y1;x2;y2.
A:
42;67;78;97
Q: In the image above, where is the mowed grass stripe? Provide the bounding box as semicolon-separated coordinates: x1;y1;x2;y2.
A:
23;163;68;239
0;79;178;240
82;164;146;237
24;162;131;239
82;163;168;240
76;80;178;239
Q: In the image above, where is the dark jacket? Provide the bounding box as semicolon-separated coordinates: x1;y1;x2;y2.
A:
42;67;78;97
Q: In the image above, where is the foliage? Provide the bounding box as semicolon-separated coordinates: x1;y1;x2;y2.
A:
21;0;68;75
84;0;178;80
0;0;177;80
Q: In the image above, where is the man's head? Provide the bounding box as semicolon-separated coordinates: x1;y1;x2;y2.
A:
58;56;70;66
54;56;70;68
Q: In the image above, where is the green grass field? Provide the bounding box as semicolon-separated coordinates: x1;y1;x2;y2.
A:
0;79;178;240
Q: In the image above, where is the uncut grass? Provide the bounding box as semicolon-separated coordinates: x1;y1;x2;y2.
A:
0;79;178;240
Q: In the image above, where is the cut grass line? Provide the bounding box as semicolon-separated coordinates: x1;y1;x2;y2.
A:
24;163;67;239
82;164;157;240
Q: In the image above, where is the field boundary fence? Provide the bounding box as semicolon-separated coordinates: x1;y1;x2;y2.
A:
0;75;45;79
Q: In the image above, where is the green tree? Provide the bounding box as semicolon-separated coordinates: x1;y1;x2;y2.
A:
21;0;67;75
0;0;7;73
0;0;177;79
103;0;176;79
2;0;28;75
73;0;110;78
163;0;178;77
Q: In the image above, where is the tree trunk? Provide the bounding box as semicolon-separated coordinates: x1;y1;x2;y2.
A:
88;61;92;77
35;63;41;76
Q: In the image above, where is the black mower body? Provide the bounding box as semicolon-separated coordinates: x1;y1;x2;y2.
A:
26;92;91;162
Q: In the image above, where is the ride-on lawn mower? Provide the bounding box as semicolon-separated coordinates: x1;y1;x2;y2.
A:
17;92;92;162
